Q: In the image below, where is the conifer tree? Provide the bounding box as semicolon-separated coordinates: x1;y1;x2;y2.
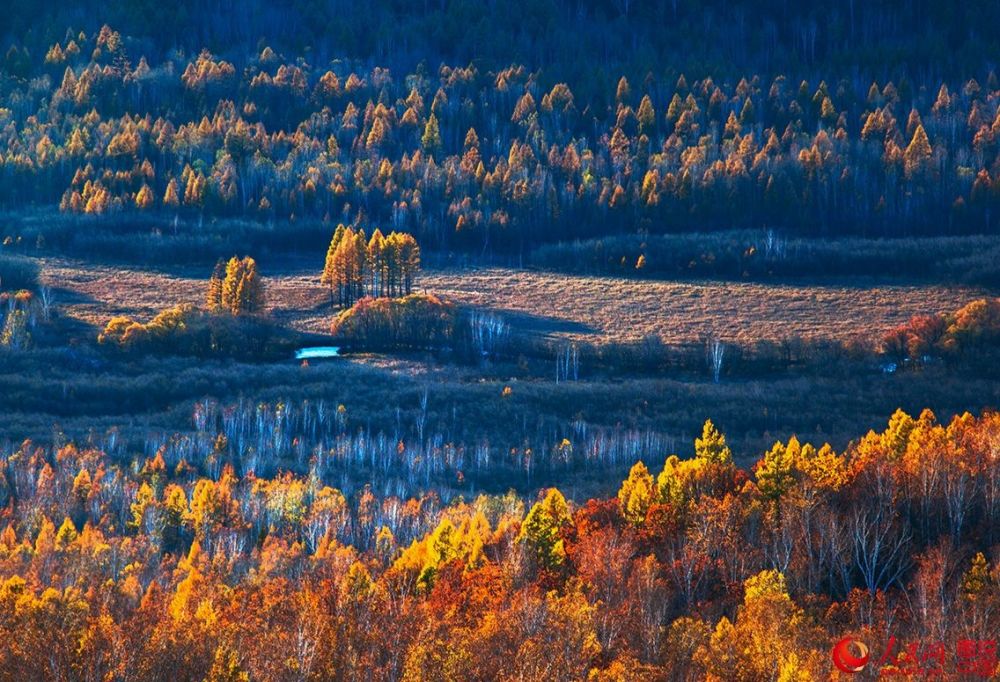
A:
163;178;180;209
904;123;933;178
135;184;154;210
618;461;655;525
695;419;732;465
322;224;346;305
636;94;655;133
421;114;441;154
518;488;572;573
206;258;226;312
615;76;631;105
220;256;266;316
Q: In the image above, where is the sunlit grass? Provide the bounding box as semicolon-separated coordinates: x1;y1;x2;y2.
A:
41;258;984;349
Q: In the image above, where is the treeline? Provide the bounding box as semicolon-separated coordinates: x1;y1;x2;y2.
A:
4;0;1000;80
531;231;1000;286
3;409;1000;678
3;25;1000;262
882;297;1000;368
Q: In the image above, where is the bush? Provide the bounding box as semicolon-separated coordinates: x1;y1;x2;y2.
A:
881;297;1000;367
99;304;295;360
0;254;39;291
332;294;456;350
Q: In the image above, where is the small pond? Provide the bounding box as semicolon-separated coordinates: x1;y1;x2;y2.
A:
295;346;341;360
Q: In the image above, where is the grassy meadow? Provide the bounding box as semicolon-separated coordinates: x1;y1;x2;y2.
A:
41;257;984;346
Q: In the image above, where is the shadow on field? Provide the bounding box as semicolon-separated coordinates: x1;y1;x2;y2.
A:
495;309;598;338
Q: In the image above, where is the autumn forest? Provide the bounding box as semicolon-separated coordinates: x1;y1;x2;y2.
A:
3;1;1000;680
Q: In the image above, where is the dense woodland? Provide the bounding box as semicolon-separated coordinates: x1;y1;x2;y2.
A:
2;410;1000;679
2;11;1000;264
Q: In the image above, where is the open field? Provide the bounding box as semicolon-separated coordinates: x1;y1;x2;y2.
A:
40;258;988;348
423;269;989;345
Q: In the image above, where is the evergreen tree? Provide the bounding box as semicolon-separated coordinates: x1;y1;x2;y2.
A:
518;488;571;573
421;114;441;154
695;419;732;465
206;259;226;312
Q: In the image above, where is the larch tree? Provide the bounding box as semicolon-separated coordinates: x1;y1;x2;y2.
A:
321;224;347;305
904;123;933;178
617;461;656;525
636;94;655;133
615;76;630;105
220;256;266;316
163;178;180;209
135;184;154;210
367;228;386;297
206;259;226;312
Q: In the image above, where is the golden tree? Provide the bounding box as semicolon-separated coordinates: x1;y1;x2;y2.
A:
220;256;266;316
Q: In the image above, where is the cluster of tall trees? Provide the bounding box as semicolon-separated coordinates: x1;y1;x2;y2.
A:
206;255;266;316
2;24;1000;261
321;226;420;307
2;408;1000;678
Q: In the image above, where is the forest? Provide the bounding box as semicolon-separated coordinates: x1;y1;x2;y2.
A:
2;1;1000;680
0;8;1000;264
3;411;1000;679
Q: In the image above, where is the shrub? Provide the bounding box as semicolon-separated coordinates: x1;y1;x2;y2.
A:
99;304;293;359
331;294;455;350
0;254;39;291
881;298;1000;366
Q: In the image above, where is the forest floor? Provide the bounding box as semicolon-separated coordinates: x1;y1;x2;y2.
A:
39;257;986;347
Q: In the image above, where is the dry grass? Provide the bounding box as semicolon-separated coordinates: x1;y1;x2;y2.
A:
40;258;986;347
422;268;986;346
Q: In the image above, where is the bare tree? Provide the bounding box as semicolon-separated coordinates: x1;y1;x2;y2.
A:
706;337;726;383
851;503;912;595
763;228;787;260
556;343;579;383
416;387;429;444
468;310;509;360
39;285;54;321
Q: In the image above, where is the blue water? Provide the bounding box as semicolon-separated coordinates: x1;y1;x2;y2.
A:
295;346;341;360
